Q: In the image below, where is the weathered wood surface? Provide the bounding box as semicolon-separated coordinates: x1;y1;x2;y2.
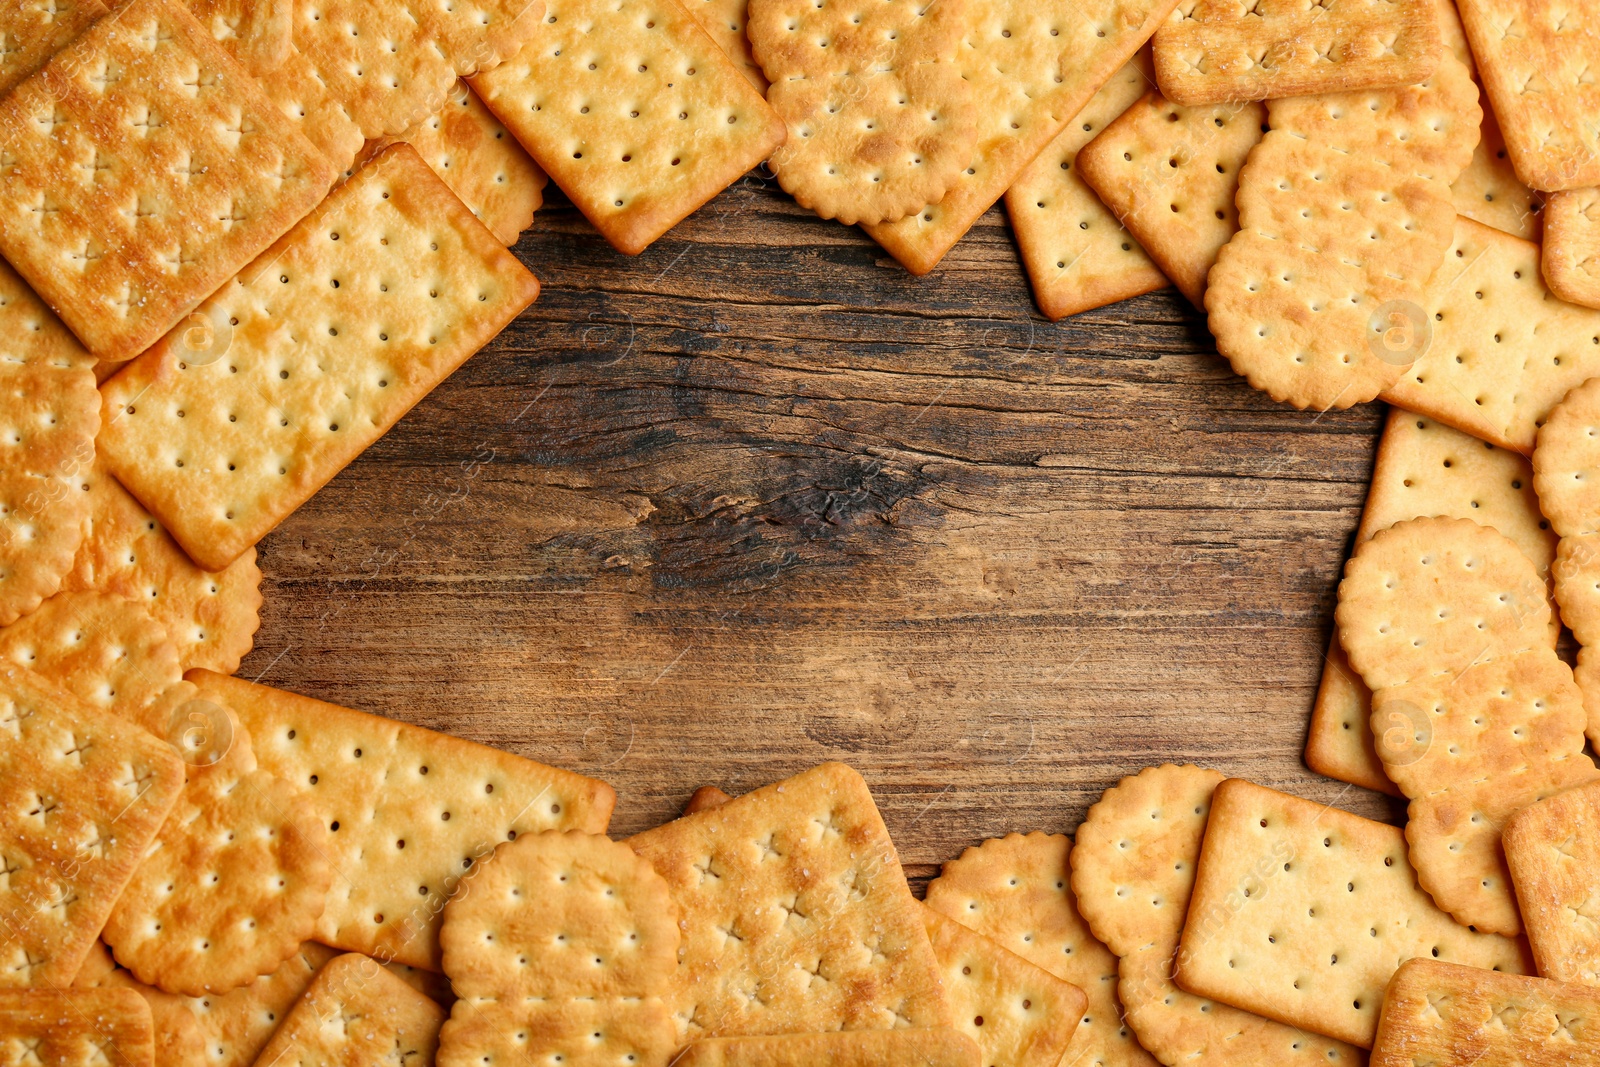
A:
241;176;1402;884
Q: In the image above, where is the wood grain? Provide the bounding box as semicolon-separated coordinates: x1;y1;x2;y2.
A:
239;176;1403;886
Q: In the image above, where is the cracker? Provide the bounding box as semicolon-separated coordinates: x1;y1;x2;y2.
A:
365;80;547;246
189;0;292;75
1307;409;1557;795
675;1029;983;1066
1174;777;1529;1048
861;0;1180;276
1533;377;1600;683
1456;0;1600;192
1070;765;1364;1067
0;0;338;362
1370;958;1600;1065
1152;0;1441;106
186;940;339;1067
1006;52;1168;320
72;941;207;1065
683;785;734;815
0;988;153;1067
0;663;185;990
1504;778;1600;987
1205;53;1481;411
97;143;541;572
628;762;950;1040
245;952;445;1067
748;0;977;226
923;831;1159;1067
471;0;785;254
1076;91;1265;308
257;46;366;172
1453;102;1543;241
437;831;680;1067
1543;187;1600;310
61;458;261;676
0;0;108;97
380;961;454;1006
921;903;1086;1067
681;0;767;91
187;669;617;970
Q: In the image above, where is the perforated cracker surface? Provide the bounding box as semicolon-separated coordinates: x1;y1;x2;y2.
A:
1505;778;1600;986
1543;186;1600;309
627;762;950;1041
682;0;767;90
72;940;207;1065
1176;778;1528;1048
246;952;445;1067
0;0;338;362
472;0;785;254
1453;103;1543;240
97;144;540;573
256;45;365;171
185;940;338;1067
0;0;108;97
675;1029;983;1066
923;831;1158;1067
191;670;616;970
0;988;153;1067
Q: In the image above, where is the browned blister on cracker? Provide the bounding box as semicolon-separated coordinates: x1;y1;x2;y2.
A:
245;952;445;1067
1543;187;1600;309
1504;778;1600;987
0;987;154;1067
676;1029;983;1066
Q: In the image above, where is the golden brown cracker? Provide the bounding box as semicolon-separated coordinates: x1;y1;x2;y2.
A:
0;0;108;97
257;45;366;172
72;941;207;1065
682;0;767;91
188;0;292;75
683;785;734;815
675;1029;983;1066
1504;778;1600;986
244;952;445;1067
0;988;153;1067
1453;101;1543;240
186;940;338;1067
1543;186;1600;309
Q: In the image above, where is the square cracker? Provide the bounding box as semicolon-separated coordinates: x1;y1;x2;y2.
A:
675;1029;982;1066
1542;186;1600;309
246;952;444;1067
185;941;339;1067
186;670;615;971
0;988;154;1067
0;0;108;98
72;941;207;1065
1174;777;1529;1048
188;0;292;76
1005;51;1169;320
1456;0;1600;191
1453;101;1543;241
680;0;767;91
1306;409;1557;795
0;663;185;990
96;143;540;573
471;0;785;255
255;45;366;172
1152;0;1441;106
0;0;338;362
1504;778;1600;986
627;762;951;1040
862;0;1180;276
1370;958;1600;1065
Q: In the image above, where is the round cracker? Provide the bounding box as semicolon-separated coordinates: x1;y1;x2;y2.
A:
1533;375;1600;539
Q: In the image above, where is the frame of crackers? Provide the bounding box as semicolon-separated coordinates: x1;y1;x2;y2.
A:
4;0;1600;1064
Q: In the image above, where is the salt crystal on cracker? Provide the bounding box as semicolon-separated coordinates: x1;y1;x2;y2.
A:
0;987;154;1066
0;0;109;97
72;940;207;1065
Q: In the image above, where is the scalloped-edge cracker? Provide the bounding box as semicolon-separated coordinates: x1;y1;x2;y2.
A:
185;940;339;1067
675;1029;983;1066
1505;778;1600;987
0;987;153;1066
245;952;444;1066
1534;377;1600;732
1543;187;1600;310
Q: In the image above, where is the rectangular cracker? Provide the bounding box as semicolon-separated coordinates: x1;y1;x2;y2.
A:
1542;187;1600;309
920;904;1086;1067
0;988;153;1066
1306;409;1557;794
0;0;338;362
189;0;292;75
186;941;338;1067
1457;0;1600;191
471;0;785;255
186;670;615;971
72;941;206;1065
675;1029;982;1066
0;0;107;97
1005;51;1169;320
96;143;540;572
1504;778;1600;987
1454;102;1544;241
681;0;767;91
1379;216;1600;454
627;762;951;1040
1152;0;1441;106
1371;958;1600;1065
0;664;184;991
1175;777;1530;1048
861;0;1180;276
256;46;367;172
246;952;444;1066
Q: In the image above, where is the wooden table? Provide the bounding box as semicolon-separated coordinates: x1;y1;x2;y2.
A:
240;178;1401;886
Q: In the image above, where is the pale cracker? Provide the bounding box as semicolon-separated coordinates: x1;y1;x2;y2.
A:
1205;53;1481;411
1456;0;1600;191
1070;765;1364;1067
674;1030;983;1066
97;143;541;572
472;0;785;254
1543;187;1600;309
1504;777;1600;986
0;0;108;97
681;0;767;91
1370;958;1600;1065
366;80;547;246
0;988;153;1067
0;663;185;990
749;0;978;226
1307;409;1557;796
1453;102;1544;240
73;941;207;1065
862;0;1181;276
1153;0;1441;106
1174;777;1529;1048
256;46;366;172
437;831;680;1067
186;941;339;1067
189;0;292;75
244;952;444;1067
923;831;1159;1067
921;903;1086;1067
103;709;334;996
1006;51;1169;320
627;762;951;1040
683;785;734;815
61;458;261;676
1075;91;1265;308
188;669;617;971
0;0;338;362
